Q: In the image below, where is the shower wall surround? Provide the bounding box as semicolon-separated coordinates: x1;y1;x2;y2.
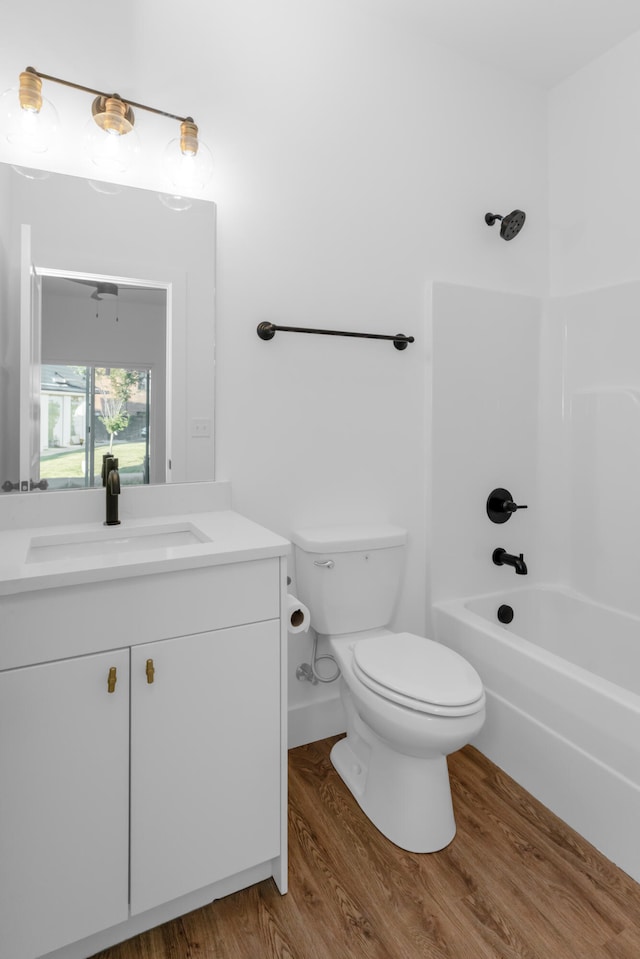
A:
542;284;640;619
432;280;640;622
430;282;541;609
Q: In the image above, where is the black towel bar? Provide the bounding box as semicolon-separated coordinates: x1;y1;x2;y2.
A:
256;322;414;351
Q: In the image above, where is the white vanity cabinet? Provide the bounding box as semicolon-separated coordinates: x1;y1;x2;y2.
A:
0;547;287;959
130;620;281;914
0;650;131;959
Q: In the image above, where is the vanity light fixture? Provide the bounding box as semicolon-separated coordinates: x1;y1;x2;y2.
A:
0;69;59;154
0;67;213;189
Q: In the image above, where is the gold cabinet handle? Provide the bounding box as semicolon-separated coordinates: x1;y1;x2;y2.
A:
107;666;117;693
146;658;155;684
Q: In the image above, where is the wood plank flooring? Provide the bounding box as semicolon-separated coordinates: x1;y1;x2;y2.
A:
93;736;640;958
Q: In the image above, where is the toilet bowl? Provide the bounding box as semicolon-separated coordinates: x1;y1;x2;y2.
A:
328;630;485;852
292;524;486;853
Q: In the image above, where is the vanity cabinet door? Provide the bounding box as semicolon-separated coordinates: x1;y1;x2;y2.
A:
0;650;130;959
129;620;281;915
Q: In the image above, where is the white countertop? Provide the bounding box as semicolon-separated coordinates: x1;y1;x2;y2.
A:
0;510;291;595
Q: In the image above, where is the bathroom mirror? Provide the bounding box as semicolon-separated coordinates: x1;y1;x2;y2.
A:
0;163;216;493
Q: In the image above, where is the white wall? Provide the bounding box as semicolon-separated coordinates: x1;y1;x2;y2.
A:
1;1;549;740
191;0;547;596
549;28;640;296
544;29;640;616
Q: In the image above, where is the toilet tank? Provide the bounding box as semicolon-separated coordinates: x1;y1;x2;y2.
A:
292;525;407;635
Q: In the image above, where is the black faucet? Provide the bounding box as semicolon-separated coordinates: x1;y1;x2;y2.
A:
101;453;121;526
492;548;527;575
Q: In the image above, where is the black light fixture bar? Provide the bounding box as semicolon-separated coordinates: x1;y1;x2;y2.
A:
257;322;415;351
24;66;190;122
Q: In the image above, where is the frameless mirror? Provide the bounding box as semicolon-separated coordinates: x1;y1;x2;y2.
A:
0;163;216;494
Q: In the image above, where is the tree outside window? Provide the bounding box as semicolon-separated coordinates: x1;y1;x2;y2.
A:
96;368;144;454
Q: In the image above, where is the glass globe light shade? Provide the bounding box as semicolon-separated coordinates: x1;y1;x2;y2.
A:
0;76;59;154
158;192;193;212
11;165;51;180
87;179;123;195
85;115;140;174
162;120;213;194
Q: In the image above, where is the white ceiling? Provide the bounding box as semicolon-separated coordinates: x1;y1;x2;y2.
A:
45;276;165;308
383;0;640;87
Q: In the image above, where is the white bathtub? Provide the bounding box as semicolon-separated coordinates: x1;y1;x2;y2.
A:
433;584;640;882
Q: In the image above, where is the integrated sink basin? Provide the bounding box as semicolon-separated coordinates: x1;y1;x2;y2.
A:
26;522;212;564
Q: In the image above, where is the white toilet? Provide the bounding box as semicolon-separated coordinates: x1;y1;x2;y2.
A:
292;524;486;853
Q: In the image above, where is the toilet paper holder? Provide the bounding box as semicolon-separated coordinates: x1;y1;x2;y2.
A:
287;593;310;635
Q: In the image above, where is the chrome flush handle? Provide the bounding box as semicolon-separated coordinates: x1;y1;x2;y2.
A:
313;559;335;569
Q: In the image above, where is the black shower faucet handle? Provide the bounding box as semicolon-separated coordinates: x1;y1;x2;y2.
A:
503;499;527;513
486;488;528;524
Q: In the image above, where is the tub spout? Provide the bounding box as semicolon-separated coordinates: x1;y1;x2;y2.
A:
492;548;527;575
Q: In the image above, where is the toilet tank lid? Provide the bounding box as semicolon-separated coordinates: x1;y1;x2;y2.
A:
291;524;407;553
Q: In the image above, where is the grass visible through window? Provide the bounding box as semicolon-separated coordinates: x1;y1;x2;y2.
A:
40;442;147;479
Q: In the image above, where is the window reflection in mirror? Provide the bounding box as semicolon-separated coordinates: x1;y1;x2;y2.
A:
40;364;153;490
39;274;167;489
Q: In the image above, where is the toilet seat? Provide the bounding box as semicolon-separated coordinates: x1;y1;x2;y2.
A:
352;633;485;717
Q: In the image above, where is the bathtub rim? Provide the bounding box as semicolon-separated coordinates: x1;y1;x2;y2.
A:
433;581;640;713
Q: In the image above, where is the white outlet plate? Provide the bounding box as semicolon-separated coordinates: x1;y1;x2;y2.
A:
191;418;212;438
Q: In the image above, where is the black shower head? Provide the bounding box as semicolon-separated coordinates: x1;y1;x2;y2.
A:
485;209;526;241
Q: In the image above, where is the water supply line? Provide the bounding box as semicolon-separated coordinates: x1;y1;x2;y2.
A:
296;632;341;684
311;631;340;683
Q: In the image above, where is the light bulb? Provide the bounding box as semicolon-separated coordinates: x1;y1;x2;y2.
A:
85;95;139;174
0;71;58;154
162;119;213;194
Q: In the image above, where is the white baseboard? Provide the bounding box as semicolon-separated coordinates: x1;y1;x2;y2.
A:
288;694;346;749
